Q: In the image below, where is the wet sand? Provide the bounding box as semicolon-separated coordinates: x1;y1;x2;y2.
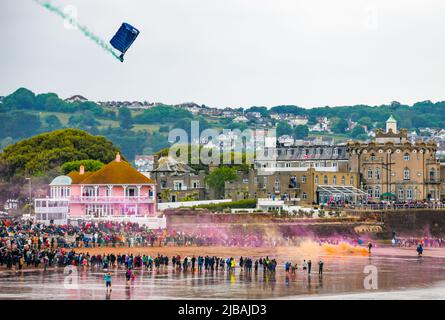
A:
1;248;445;299
72;242;440;261
1;243;444;299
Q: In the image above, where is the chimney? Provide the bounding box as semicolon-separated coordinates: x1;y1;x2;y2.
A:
79;165;85;175
116;152;121;162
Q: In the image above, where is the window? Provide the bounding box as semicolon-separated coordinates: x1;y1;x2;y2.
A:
367;187;373;197
430;190;436;200
274;180;280;192
406;188;413;200
403;168;410;180
315;175;319;185
126;187;137;197
429;169;436;181
376;169;381;180
374;187;380;198
106;186;112;197
398;188;404;200
350;176;354;185
324;175;328;184
370;153;376;161
333;176;337;185
302;192;307;199
341;176;346;186
404;153;410;161
192;180;200;189
367;169;373;179
302;175;307;183
83;187;95;197
173;181;184;191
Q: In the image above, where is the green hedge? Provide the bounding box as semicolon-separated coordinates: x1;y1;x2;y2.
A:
192;199;257;211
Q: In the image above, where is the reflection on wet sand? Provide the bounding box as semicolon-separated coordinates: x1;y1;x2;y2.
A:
1;252;445;299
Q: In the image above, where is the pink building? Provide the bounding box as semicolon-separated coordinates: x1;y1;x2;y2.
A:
35;153;160;225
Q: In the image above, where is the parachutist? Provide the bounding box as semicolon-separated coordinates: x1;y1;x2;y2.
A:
110;23;140;62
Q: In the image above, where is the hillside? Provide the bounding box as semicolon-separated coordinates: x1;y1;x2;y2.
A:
1;88;445;161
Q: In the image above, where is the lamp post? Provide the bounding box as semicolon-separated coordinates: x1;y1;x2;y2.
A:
25;177;32;216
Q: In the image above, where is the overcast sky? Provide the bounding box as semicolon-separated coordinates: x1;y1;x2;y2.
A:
1;0;444;108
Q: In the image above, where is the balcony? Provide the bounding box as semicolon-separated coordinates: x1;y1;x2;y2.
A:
35;206;69;214
425;178;441;184
70;196;155;204
35;199;69;214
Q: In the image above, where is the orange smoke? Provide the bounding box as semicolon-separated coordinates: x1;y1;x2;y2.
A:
322;242;368;256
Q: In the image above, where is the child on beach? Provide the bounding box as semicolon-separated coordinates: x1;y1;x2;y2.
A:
302;260;308;271
104;272;112;292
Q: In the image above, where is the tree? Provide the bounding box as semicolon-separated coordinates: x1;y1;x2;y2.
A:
331;118;348;133
351;126;366;138
44;115;62;130
357;116;373;128
0;129;120;179
3;88;36;110
205;167;238;199
245;106;269;117
61;159;104;174
118;107;133;129
134;105;194;124
68;113;100;128
0;111;42;139
270;105;305;115
276;121;293;137
294;125;309;139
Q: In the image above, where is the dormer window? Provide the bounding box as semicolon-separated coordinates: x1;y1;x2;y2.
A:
404;153;410;161
370;153;376;161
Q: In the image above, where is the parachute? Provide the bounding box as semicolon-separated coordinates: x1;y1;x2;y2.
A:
110;23;140;62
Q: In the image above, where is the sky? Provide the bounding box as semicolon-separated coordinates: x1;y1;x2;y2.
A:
1;0;445;108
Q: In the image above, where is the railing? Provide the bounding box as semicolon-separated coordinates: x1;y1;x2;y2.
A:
425;179;440;184
35;206;69;213
342;202;445;211
69;196;155;203
173;186;189;191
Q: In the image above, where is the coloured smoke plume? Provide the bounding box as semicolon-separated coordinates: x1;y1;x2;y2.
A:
33;0;121;61
277;240;368;259
321;241;368;256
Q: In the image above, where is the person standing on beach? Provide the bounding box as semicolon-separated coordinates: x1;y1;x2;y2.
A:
104;272;112;292
230;257;235;272
126;268;132;284
308;260;312;274
318;260;324;275
368;242;373;254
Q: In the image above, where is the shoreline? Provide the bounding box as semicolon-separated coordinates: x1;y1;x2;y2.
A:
2;244;444;274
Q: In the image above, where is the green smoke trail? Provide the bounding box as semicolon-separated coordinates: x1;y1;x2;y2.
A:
33;0;121;61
